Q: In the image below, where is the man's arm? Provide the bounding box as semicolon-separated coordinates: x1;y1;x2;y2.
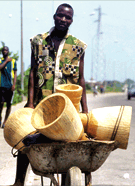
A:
11;70;17;91
25;50;36;109
0;57;12;70
79;52;88;113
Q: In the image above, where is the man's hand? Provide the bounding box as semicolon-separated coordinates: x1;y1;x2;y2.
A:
11;85;15;91
6;57;12;63
24;102;34;109
82;109;88;114
0;57;13;70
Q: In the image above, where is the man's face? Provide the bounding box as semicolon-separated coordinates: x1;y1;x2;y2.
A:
2;47;9;56
54;6;73;31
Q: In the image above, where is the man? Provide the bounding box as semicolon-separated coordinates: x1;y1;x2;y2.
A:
0;46;17;128
12;3;88;186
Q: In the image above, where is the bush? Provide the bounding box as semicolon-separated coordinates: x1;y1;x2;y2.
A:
11;68;30;105
85;83;91;90
12;90;22;105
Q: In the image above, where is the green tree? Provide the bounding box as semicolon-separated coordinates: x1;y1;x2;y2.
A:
85;83;91;90
12;67;31;104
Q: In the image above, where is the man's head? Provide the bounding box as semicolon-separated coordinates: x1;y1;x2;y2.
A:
54;3;74;31
2;46;9;57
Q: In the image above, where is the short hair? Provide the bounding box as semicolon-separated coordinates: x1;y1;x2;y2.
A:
55;3;74;16
2;46;9;52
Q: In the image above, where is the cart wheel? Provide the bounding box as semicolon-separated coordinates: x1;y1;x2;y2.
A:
65;166;83;186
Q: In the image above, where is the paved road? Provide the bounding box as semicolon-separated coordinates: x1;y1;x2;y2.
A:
0;92;134;185
87;92;135;186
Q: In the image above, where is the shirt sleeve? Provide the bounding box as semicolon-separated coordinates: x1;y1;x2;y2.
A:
76;38;87;57
12;59;17;71
30;34;43;60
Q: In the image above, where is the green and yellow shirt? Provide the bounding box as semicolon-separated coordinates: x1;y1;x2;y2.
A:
0;57;17;89
30;28;87;97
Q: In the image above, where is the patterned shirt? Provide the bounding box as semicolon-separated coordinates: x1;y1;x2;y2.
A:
30;28;87;97
0;57;17;88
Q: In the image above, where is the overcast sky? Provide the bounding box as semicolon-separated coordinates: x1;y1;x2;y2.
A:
0;1;135;82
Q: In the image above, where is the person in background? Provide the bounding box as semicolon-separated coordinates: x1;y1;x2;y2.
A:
11;3;88;186
0;46;17;128
93;84;98;97
100;84;104;93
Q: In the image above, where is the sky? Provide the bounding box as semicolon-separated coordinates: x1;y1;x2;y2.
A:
0;0;135;83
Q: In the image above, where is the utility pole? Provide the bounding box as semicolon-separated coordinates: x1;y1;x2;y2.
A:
94;6;105;82
97;6;101;38
95;6;101;81
21;0;24;100
52;0;54;25
104;54;107;91
90;12;96;81
91;34;97;80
